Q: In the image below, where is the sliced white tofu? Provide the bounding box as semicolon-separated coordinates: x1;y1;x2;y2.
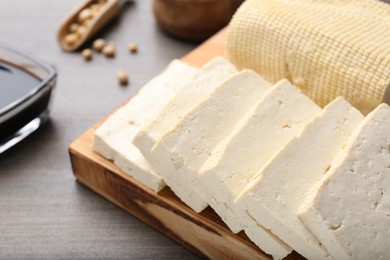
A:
134;57;237;155
199;79;321;232
298;104;390;260
149;70;270;212
93;60;198;192
236;97;364;259
111;126;164;191
133;56;237;211
198;80;321;258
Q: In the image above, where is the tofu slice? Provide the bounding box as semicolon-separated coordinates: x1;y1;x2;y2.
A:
149;70;271;212
197;80;321;258
298;104;390;260
134;57;237;155
93;60;198;192
133;57;237;211
236;97;364;259
199;79;321;231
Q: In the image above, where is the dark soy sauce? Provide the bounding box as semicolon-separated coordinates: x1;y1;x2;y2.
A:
0;61;52;140
0;61;41;111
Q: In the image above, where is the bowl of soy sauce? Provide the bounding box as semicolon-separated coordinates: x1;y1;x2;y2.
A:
0;45;56;154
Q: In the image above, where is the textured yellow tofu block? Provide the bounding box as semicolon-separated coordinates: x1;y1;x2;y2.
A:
227;0;390;114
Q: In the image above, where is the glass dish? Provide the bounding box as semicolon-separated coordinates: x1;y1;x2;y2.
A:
0;44;56;154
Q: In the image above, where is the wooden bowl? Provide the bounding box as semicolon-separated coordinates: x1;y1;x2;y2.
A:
153;0;244;42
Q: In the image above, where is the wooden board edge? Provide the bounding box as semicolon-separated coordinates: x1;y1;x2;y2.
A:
69;147;208;258
69;135;270;259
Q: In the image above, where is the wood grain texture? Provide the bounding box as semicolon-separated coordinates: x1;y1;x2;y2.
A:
69;29;303;260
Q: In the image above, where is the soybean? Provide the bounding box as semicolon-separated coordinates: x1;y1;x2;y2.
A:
117;70;128;86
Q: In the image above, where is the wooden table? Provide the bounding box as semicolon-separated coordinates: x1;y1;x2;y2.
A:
0;0;200;258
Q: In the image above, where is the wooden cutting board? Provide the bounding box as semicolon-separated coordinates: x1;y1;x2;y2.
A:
69;28;303;260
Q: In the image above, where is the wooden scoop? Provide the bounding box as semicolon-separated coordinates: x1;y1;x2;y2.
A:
58;0;121;51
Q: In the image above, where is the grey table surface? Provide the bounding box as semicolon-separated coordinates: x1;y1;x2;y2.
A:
0;0;200;259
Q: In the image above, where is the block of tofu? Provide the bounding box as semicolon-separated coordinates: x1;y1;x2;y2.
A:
236;97;364;259
133;56;237;211
298;103;390;260
199;79;321;232
92;60;198;192
150;70;271;212
227;0;390;114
